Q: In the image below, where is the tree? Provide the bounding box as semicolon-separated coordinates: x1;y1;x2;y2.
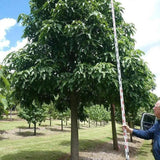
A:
85;104;110;126
0;65;9;118
18;100;47;135
56;109;71;131
4;0;156;159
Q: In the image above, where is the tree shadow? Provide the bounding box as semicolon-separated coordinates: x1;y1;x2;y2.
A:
15;131;45;137
1;150;68;160
17;125;29;129
82;139;150;159
60;138;149;160
0;136;8;141
0;130;7;134
137;143;153;156
0;130;8;141
45;127;70;133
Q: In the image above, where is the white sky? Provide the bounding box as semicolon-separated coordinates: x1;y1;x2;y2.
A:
0;0;160;97
118;0;160;97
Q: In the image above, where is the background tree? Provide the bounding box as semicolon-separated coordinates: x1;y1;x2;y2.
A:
85;104;110;127
18;101;47;135
0;65;9;119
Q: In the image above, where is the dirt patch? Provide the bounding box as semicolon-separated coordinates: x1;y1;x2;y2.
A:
79;136;144;160
0;125;70;140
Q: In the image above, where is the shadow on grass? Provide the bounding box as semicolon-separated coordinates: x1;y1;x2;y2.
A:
17;126;32;129
0;130;8;141
15;131;45;137
0;130;7;134
1;150;69;160
0;136;8;140
78;139;144;159
137;143;152;156
45;127;70;133
59;138;145;159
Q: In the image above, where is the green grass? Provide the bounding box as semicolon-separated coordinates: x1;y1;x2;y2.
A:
0;119;155;160
0;120;28;131
0;120;114;160
136;140;154;160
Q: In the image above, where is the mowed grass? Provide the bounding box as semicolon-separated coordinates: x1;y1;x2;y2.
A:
137;140;154;160
0;119;113;160
0;119;155;160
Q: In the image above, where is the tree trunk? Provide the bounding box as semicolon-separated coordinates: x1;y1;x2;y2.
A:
28;123;31;128
10;108;12;120
33;123;36;136
61;119;63;131
70;93;79;160
128;121;133;142
66;118;68;126
110;104;119;150
50;115;52;126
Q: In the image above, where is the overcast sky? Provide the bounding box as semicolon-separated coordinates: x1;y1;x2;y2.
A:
0;0;160;97
118;0;160;97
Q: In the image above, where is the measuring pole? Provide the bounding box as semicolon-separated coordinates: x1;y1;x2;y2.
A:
110;0;129;159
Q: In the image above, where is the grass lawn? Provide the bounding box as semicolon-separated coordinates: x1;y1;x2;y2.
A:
0;119;155;160
0;119;114;160
137;140;154;160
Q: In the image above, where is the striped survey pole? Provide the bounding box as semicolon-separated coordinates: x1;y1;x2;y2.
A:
110;0;129;160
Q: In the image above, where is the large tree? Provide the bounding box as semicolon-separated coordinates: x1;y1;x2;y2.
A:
4;0;156;159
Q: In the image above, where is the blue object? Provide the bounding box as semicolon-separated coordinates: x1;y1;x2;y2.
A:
133;120;160;160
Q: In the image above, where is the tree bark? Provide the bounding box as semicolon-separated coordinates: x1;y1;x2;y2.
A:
110;104;119;150
50;115;52;126
70;93;79;160
61;119;63;131
28;123;31;128
10;108;12;120
66;118;68;126
128;121;133;142
34;122;36;136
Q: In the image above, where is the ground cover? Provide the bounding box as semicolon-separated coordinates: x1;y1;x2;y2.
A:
0;119;154;160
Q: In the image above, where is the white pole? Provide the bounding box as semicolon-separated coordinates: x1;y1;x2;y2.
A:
110;0;129;159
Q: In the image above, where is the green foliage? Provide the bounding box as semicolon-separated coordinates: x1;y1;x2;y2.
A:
0;66;10;118
85;104;110;123
18;101;47;126
4;0;127;110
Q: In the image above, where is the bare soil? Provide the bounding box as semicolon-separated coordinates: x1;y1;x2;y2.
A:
79;136;144;160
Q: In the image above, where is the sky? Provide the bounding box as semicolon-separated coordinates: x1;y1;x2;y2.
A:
0;0;160;97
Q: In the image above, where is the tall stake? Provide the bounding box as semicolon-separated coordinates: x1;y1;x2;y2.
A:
110;0;129;159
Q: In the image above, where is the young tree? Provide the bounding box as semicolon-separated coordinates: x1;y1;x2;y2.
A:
18;101;47;135
85;104;110;126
